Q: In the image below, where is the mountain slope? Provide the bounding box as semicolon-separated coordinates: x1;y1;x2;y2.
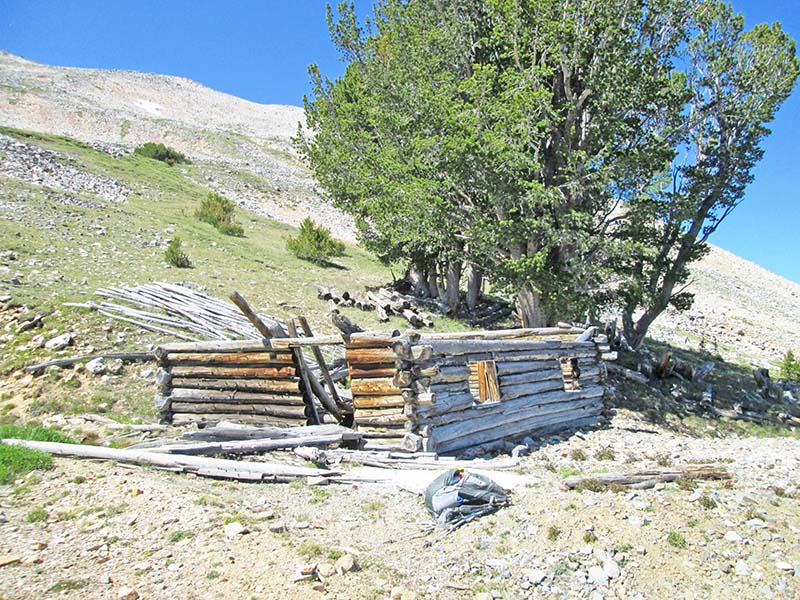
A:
1;51;797;368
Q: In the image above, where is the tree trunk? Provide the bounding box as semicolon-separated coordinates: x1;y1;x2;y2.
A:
445;261;462;314
428;265;439;299
465;264;483;312
516;283;547;328
407;263;430;298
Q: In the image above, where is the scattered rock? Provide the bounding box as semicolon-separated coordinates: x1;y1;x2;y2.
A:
44;332;72;350
86;358;106;375
588;565;609;585
527;568;547;585
335;553;356;574
317;562;336;578
223;522;248;537
116;587;139;600
603;558;620;579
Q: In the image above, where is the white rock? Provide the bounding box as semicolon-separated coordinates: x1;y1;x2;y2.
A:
603;558;620;579
775;561;794;573
86;357;106;375
44;332;72;350
527;569;547;585
587;565;609;585
725;531;742;543
117;588;139;600
224;522;247;537
734;560;751;577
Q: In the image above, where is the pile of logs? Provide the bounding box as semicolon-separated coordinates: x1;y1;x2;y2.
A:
320;286;434;328
319;284;515;329
393;326;610;454
68;282;286;341
345;331;409;448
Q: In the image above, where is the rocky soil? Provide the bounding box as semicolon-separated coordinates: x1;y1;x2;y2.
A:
1;412;798;600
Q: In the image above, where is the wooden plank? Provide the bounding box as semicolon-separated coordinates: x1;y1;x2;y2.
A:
171;402;309;418
563;466;730;490
170;388;305;404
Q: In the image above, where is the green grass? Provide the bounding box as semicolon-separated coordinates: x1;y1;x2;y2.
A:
666;531;687;549
547;526;562;542
167;530;194;543
47;580;90;593
0;424;76;444
26;507;48;522
0;445;54;485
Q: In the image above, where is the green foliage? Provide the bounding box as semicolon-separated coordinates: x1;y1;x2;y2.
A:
167;530;194;543
666;531;687;549
134;142;187;165
26;507;48;522
0;424;76;444
302;0;799;332
780;350;800;382
164;237;192;268
547;526;562;542
195;192;244;237
285;217;345;265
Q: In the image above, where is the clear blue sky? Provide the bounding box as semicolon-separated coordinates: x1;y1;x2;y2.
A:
1;0;798;284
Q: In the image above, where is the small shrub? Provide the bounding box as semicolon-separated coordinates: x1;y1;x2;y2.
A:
206;571;220;580
583;531;598;543
164;237;192;268
780;350;800;382
168;530;194;543
698;495;717;510
570;449;587;461
655;453;672;467
595;448;616;461
666;531;687;549
285;217;345;265
26;507;48;523
195;193;244;237
134;142;186;165
547;526;562;541
676;476;696;491
0;424;76;444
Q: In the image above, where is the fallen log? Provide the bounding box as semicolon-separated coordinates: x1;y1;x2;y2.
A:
148;431;362;456
563;465;731;490
25;352;155;373
1;439;336;481
180;422;355;442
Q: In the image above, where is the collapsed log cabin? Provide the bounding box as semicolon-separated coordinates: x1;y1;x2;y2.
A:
154;325;613;453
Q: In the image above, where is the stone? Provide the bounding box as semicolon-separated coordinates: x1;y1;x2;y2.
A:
117;587;139;600
86;358;106;375
268;522;286;533
224;522;248;537
588;565;609;585
734;560;751;577
317;562;336;578
527;568;547;585
603;559;620;580
106;358;124;375
400;591;418;600
44;332;72;350
335;553;356;574
725;531;742;543
97;574;112;584
775;561;794;573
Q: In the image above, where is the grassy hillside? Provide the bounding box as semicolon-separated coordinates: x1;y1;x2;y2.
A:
0;126;463;426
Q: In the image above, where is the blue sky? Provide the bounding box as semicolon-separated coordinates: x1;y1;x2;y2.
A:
1;0;798;284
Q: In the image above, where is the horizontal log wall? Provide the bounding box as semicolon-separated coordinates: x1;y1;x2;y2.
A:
155;342;314;428
394;329;609;453
345;332;410;448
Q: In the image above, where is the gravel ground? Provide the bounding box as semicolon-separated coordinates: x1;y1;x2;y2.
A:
1;412;798;600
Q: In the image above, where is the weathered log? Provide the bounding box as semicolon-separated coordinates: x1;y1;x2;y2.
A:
438;348;597;366
345;347;398;364
156;339;279;357
405;392;476;419
286;318;320;425
354;413;408;426
495;360;561;376
347;366;397;380
607;363;649;384
347;330;400;348
169;368;301;386
171;413;307;427
180;423;356;442
497;368;563;387
354;407;405;419
353;395;406;409
1;439;334;481
296;316;346;420
420;327;585;342
25;352;155;373
170;402;308;418
169;377;298;393
413;380;470;395
432;408;604;454
163;352;294;366
430;366;471;384
410;345;434;360
393;370;413;387
500;378;567;400
168;388;305;405
350;377;400;396
563;465;731;490
229;291;287;338
427;339;594;356
149;432;360;456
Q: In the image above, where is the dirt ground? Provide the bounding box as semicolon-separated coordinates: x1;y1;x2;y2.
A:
1;411;798;600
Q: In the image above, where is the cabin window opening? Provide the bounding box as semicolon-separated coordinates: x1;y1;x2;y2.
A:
468;359;500;404
560;357;581;390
